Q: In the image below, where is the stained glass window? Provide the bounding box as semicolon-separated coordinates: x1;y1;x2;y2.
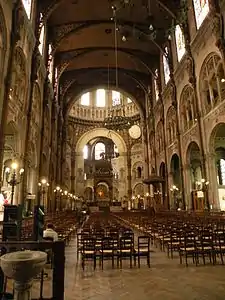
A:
22;0;32;19
83;145;88;159
96;89;105;107
38;25;45;55
220;159;225;185
175;25;186;62
95;143;105;160
48;44;54;82
81;92;90;106
163;48;170;84
193;0;209;29
112;91;121;106
154;69;159;101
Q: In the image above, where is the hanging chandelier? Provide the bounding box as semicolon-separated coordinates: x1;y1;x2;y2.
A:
103;113;133;131
103;7;133;132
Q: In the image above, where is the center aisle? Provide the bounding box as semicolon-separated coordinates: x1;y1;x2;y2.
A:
63;230;225;300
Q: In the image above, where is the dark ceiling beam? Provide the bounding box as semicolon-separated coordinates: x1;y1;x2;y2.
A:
40;0;178;21
56;46;156;60
61;67;149;85
55;47;157;76
49;19;163;51
157;0;176;19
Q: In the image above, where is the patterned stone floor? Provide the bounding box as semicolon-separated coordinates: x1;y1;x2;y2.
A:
62;238;225;300
9;235;225;299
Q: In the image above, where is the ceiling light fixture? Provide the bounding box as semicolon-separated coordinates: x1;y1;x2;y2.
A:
103;8;133;131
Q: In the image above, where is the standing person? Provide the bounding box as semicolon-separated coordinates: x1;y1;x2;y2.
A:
43;223;58;241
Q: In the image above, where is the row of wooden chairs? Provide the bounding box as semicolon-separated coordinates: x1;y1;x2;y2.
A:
21;211;78;242
115;211;225;266
78;213;151;269
80;235;150;270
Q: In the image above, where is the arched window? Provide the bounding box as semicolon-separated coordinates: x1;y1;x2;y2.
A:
81;92;90;106
48;44;54;82
193;0;209;29
22;0;32;19
137;167;142;178
180;86;196;132
83;145;88;159
163;47;170;84
96;89;105;107
95;142;105;160
112;91;121;106
217;159;225;185
200;54;225;115
154;69;159;101
175;25;186;62
166;107;177;145
38;22;45;55
54;67;58;89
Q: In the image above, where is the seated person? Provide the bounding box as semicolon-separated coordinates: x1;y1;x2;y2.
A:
43;223;58;241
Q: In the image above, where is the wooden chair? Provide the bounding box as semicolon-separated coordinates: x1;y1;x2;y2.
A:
118;237;133;268
81;237;96;270
100;237;117;269
134;236;150;268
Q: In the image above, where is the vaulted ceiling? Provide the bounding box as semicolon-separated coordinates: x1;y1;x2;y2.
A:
40;0;182;111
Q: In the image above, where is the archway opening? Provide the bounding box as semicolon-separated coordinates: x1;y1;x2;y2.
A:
170;154;182;209
211;123;225;210
186;142;205;210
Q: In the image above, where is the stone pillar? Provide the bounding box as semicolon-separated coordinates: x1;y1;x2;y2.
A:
142;118;150;181
0;1;21;187
0;251;47;300
157;71;170;209
60;120;67;188
71;150;76;193
127;150;132;201
183;163;192;209
48;100;58;210
182;22;210;209
22;46;40;206
38;79;51;180
207;152;220;210
56;109;63;185
170;81;186;210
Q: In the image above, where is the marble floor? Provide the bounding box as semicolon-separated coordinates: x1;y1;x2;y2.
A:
61;238;225;300
17;234;225;299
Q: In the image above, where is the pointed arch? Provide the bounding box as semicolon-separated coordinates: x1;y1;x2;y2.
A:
199;52;225;116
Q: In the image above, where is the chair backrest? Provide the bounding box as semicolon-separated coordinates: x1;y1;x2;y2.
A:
138;236;150;249
82;237;96;251
43;237;54;242
119;237;133;250
101;237;114;250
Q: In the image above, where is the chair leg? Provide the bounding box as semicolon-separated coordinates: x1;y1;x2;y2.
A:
82;257;85;270
134;255;136;267
220;252;224;265
138;255;140;268
185;254;188;266
147;255;150;268
179;253;182;264
112;256;114;268
202;253;206;265
101;255;104;270
94;257;96;270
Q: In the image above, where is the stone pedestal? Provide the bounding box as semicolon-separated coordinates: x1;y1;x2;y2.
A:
0;251;47;300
